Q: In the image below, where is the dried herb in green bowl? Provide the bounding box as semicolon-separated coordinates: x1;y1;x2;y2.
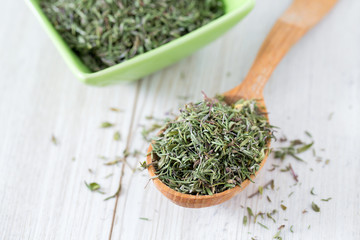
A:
150;96;274;195
40;0;224;72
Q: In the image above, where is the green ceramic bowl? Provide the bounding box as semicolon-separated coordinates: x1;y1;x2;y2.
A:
26;0;255;86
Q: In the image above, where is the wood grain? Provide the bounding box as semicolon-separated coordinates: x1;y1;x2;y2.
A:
1;0;360;239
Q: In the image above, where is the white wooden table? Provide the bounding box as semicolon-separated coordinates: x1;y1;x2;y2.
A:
1;0;359;239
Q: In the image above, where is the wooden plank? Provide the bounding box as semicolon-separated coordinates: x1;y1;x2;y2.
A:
0;2;139;239
110;0;360;239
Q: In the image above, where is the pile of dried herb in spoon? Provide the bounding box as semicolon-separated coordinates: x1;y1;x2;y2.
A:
150;96;274;195
40;0;224;72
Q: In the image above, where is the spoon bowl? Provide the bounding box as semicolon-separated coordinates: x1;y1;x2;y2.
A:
147;0;337;208
146;144;269;208
27;0;255;85
146;99;270;208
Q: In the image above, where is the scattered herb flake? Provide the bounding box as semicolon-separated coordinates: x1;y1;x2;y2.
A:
280;166;290;172
297;142;314;154
113;131;121;141
328;112;334;121
279;136;287;142
140;161;152;169
139;217;150;221
271;180;275;190
257;222;269;230
249;180;274;198
254;212;264;223
104;159;121;166
310;187;316;195
288;164;298;182
85;182;100;192
311;202;320;212
98;155;108;160
243;216;248;226
290;225;294;233
305;131;312;138
247;207;254;219
104;173;113;179
258;186;263;195
100;122;114;128
321;197;332;202
273;231;282;239
280;204;287;211
267;212;276;223
51;135;58;145
110;107;123;112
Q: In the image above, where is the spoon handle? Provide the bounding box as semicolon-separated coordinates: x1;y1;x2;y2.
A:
225;0;337;101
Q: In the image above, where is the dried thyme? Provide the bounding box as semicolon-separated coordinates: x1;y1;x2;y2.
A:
321;197;332;202
113;131;121;141
267;212;276;223
243;216;248;226
85;181;104;194
288;164;298;182
100;122;114;128
247;207;255;220
274;139;314;162
40;0;224;71
311;202;320;212
51;135;58;145
273;231;282;239
254;212;265;223
257;222;269;230
109;107;123;112
248;180;274;198
297;142;314;154
151;97;274;195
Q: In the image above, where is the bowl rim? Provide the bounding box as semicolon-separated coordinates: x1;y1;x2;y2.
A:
26;0;255;82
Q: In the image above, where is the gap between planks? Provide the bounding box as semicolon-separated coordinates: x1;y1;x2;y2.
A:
108;80;143;240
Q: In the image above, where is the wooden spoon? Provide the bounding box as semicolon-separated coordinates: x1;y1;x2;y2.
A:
147;0;337;208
